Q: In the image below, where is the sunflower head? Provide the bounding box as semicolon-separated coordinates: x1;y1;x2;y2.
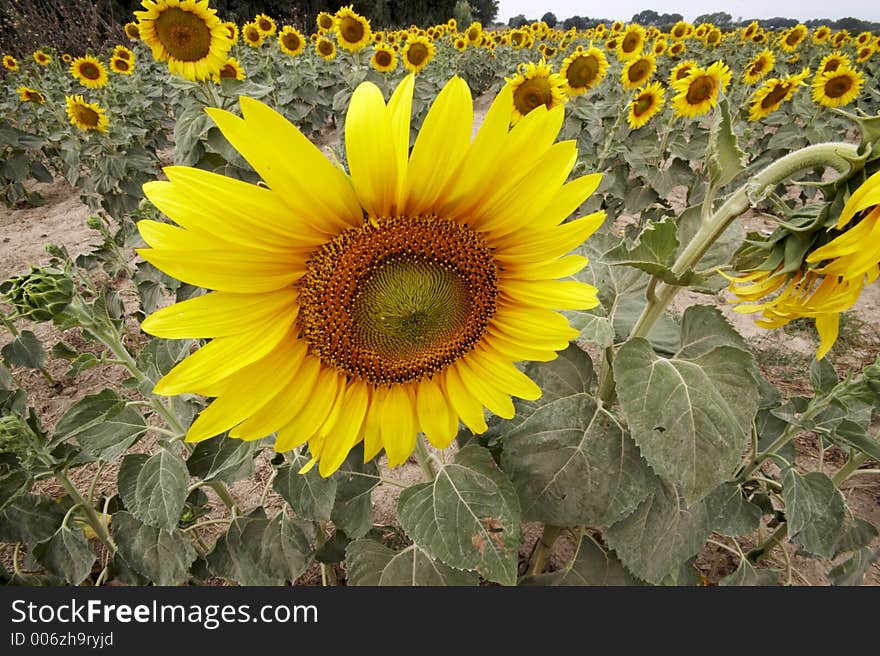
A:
812;26;831;44
742;21;759;41
617;24;645;60
671;21;691;40
628;81;665;129
559;46;607;96
671;61;731;118
748;70;807;121
17;86;46;104
242;21;264;47
856;46;874;64
316;11;335;32
742;49;775;84
110;55;134;75
507;60;568;124
70;56;109;89
812;64;864;108
113;45;134;61
401;35;435;74
453;36;467;52
621;54;656;90
370;43;397;73
704;27;722;47
33;50;51;65
652;39;667;56
254;13;276;36
213;57;245;82
832;30;850;48
316;37;337;60
2;55;19;71
65;95;109;132
278;26;305;57
224;21;238;43
334;5;371;52
125;21;141;40
668;40;685;58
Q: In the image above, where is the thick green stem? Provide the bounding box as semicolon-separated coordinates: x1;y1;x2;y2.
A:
414;434;437;481
527;524;563;576
831;451;872;486
206;480;238;515
58;471;114;553
749;523;788;564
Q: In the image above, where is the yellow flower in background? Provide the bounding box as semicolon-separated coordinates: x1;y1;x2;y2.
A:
617;24;645;60
3;55;19;71
70;56;109;89
65;95;109;132
704;27;722;47
669;60;697;85
370;43;397;72
124;22;141;40
621;54;656;90
727;170;880;359
17;86;46;104
254;13;276;36
671;61;731;118
223;21;238;43
33;50;51;65
812;26;831;44
315;37;336;60
113;45;134;61
316;12;335;32
110;55;134;75
856;45;874;64
779;24;807;52
742;49;774;84
135;0;232;81
507;60;567;124
670;21;691;40
453;36;467;52
137;75;604;476
855;31;873;47
628;81;665;129
832;30;850;48
812;65;864;108
335;6;371;51
278;26;305;57
213;57;244;82
742;21;759;42
559;45;607;96
401;35;435;73
818;52;851;75
652;39;667;56
242;22;263;47
61;53;72;63
668;40;685;58
748;68;809;121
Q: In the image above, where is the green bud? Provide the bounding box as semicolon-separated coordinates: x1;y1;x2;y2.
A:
45;243;65;258
1;266;75;322
86;215;103;230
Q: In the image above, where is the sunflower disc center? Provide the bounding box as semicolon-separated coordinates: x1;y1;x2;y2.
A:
686;76;715;104
826;75;853;98
155;7;212;61
298;216;498;385
567;56;598;88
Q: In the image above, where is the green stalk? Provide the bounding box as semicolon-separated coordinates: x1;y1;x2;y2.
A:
831;451;872;486
414;434;437;481
527;524;563;576
57;470;114;553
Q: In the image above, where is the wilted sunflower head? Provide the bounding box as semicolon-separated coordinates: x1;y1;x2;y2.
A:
70;56;108;89
560;46;607;96
335;5;371;51
507;60;568;123
278;26;305;57
65;95;109;132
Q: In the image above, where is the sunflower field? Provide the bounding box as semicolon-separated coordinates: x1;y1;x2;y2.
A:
1;1;879;588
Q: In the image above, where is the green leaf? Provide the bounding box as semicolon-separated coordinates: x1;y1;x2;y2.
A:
187;433;257;484
575;232;649;314
32;525;96;584
331;447;379;539
810;358;839;396
828;420;880;462
564;306;614;348
135;338;194;390
207;512;314;585
829;548;880;586
345;539;479;586
118;451;189;531
719;559;780;586
273;450;337;522
675;305;750;360
782;469;846;558
675;205;744;271
522;535;644;586
397;444;522;586
614;339;759;504
0;494;66;545
604;217;689;285
52;389;148;460
705;482;762;537
604;479;712;584
0;456;32;512
1;330;45;369
834;517;879;557
706;96;747;188
111;511;196;585
613;298;681;354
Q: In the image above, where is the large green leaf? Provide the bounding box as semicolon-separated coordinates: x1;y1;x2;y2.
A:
613;298;681;355
1;331;45;369
187;433;257;484
782;469;846;558
829;548;880;586
706;96;747;189
273;450;337;522
522;535;644;586
397;444;521;586
604;479;712;584
331;447;380;539
345;539;479;586
604;217;690;285
32;525;96;585
614;338;759;504
675;305;750;360
705;482;762;537
52;389;147;460
719;559;780;586
0;456;31;512
111;511;196;585
0;494;66;545
118;450;189;531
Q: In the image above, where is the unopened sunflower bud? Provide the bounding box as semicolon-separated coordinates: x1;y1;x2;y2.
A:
863;360;880;395
86;215;103;230
44;243;65;258
1;266;74;322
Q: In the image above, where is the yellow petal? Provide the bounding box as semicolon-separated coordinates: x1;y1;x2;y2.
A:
382;385;418;468
815;313;840;359
468;348;541;401
456;358;515;419
503;255;588;280
417;377;458;449
494;212;606;264
273;368;342;452
443;365;488;434
362;387;386;462
836;169;880;228
318;380;369;477
531;173;603;230
501;279;600;310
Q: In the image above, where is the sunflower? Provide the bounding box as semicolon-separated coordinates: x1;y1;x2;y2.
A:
621;54;656;90
254;13;276;37
466;21;483;44
61;53;72;63
507;60;568;124
113;45;134;61
135;0;232;81
559;45;607;96
604;37;618;52
671;21;691;40
812;65;864;107
748;69;809;121
819;52;851;75
65;95;109;132
278;26;305;57
241;22;264;47
223;21;238;43
213;57;245;82
33;50;51;66
334;6;371;52
370;43;397;73
627;81;665;129
110;55;134;75
694;25;708;39
137;75;604;476
669;60;697;85
856;31;873;47
617;24;645;60
124;22;141;40
751;32;767;44
401;35;435;74
742;21;759;42
832;30;850;48
70;56;109;89
611;20;625;33
704;27;722;47
671;61;731;118
316;11;335;33
812;26;831;44
856;46;874;64
315;37;336;60
652;39;667;56
668;41;685;58
17;86;46;104
453;36;467;52
2;55;18;71
779;25;808;52
742;49;775;84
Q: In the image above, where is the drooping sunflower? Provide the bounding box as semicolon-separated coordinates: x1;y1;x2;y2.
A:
617;24;645;60
669;60;698;85
559;45;607;96
33;50;51;66
3;55;19;71
135;0;232;81
748;69;809;121
369;43;397;73
137;75;604;476
401;35;435;74
507;60;567;124
334;6;371;52
65;95;109;133
621;54;656;90
124;22;141;40
818;52;851;75
627;81;665;129
110;55;134;75
742;49;775;84
671;61;731;118
254;13;276;37
241;22;264;47
812;64;864;108
812;26;831;44
113;45;134;61
278;26;305;57
17;86;46;104
315;37;336;61
316;11;335;33
727;170;880;359
213;57;245;82
70;56;109;89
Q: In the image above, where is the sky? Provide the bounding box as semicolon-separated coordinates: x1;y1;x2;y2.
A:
496;0;880;23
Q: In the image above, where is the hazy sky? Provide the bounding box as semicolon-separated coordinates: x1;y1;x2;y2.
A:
496;1;880;23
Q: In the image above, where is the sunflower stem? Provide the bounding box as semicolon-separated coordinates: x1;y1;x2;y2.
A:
527;524;563;576
414;434;437;481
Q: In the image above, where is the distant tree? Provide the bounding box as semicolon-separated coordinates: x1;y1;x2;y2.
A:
508;13;528;28
695;11;732;25
632;10;660;25
541;11;557;27
563;15;590;30
470;0;499;24
453;0;473;26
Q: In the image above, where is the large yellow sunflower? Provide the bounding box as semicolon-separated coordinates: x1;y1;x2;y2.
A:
135;0;232;81
748;68;809;121
617;24;645;60
278;26;305;57
137;76;604;477
812;65;864;108
742;49;774;84
621;54;656;90
70;56;109;89
401;35;435;74
369;43;397;73
335;5;371;52
65;95;109;133
671;61;731;118
17;86;46;104
507;60;568;124
627;81;665;129
559;45;607;96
